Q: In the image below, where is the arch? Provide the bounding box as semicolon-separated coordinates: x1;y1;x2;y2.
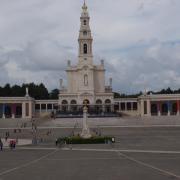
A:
83;44;88;54
105;99;111;104
105;99;111;113
61;100;68;112
62;100;68;105
83;20;87;25
96;99;102;104
83;99;90;105
161;103;168;115
70;100;77;112
70;100;77;105
83;31;87;36
151;103;158;116
16;105;22;117
172;102;177;115
5;105;11;118
96;99;103;114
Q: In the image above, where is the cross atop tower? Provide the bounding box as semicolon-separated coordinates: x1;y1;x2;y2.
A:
82;0;88;15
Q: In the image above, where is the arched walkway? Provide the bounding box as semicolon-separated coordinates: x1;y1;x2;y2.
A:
172;102;177;115
5;105;11;118
151;104;158;116
62;100;68;112
16;105;22;118
70;100;77;112
161;103;168;115
96;99;103;114
105;99;111;113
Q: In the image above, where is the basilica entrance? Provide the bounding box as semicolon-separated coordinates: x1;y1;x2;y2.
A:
83;99;90;106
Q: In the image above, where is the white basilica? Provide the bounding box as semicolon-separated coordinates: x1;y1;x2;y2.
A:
58;2;114;113
0;1;180;119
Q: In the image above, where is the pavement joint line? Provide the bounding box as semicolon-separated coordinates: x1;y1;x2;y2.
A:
117;151;180;179
13;147;180;154
0;149;59;177
46;157;119;161
1;124;180;129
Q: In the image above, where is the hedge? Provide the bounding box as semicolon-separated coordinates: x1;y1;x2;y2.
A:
57;136;115;144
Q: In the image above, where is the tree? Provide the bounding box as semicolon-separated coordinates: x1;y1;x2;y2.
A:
49;89;59;99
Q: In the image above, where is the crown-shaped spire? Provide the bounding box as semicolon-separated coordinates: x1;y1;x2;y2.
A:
82;0;88;13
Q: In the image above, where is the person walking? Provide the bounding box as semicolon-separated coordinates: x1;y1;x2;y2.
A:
0;138;3;151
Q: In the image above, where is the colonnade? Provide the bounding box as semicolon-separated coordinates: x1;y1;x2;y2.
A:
140;100;180;116
116;102;138;111
35;103;58;113
58;104;114;114
0;102;33;119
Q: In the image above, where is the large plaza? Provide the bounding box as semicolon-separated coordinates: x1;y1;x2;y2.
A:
1;125;180;180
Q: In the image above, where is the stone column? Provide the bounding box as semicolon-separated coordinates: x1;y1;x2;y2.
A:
157;102;161;116
40;103;42;114
147;100;151;116
167;101;171;116
22;102;26;119
2;104;5;119
45;104;47;112
29;102;32;118
119;103;121;111
111;104;114;112
102;104;105;113
140;100;144;116
12;104;16;119
131;102;133;111
68;104;70;112
125;102;127;112
177;100;180;116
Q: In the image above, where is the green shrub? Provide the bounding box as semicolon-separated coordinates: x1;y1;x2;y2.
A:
57;136;115;144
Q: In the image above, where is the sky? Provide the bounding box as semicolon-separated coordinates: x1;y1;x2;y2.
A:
0;0;180;94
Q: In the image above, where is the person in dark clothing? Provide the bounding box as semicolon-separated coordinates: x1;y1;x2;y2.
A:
0;138;3;151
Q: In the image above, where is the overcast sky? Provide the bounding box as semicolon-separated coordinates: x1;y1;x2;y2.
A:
0;0;180;94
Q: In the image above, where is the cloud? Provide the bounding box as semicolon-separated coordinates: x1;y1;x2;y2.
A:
0;0;180;93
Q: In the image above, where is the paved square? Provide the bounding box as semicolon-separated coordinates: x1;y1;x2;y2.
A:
1;126;180;180
0;148;180;180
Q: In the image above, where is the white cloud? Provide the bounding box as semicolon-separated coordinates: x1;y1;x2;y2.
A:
0;0;180;93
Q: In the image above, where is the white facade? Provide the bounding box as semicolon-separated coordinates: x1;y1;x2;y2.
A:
59;2;114;107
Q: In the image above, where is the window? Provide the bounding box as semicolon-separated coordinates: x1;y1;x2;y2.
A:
83;44;87;54
83;31;87;36
84;74;88;86
83;20;87;25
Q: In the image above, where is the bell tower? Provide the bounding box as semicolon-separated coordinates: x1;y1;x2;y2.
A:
78;1;93;65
